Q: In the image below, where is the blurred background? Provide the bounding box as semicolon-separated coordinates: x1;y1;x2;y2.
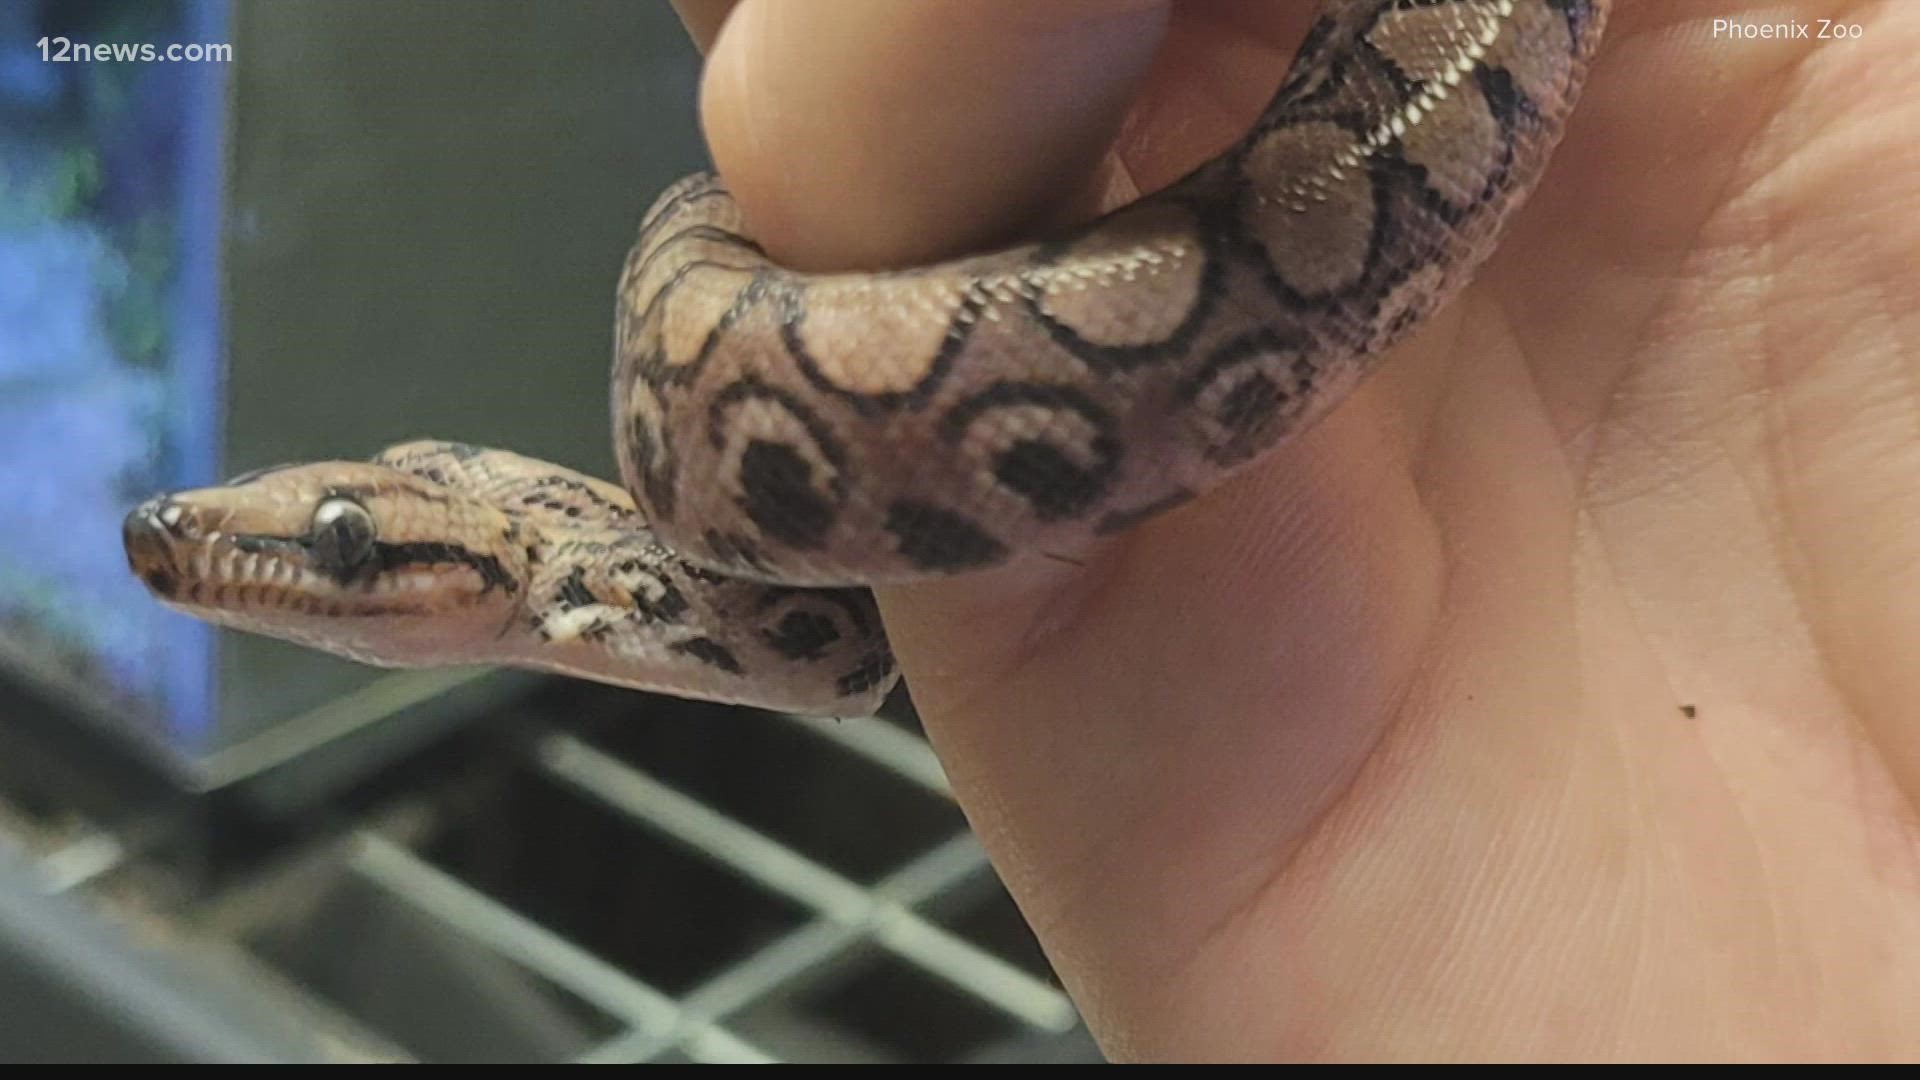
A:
0;0;1097;1062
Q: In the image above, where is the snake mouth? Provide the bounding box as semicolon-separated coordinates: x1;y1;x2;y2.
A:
123;496;190;600
121;493;340;613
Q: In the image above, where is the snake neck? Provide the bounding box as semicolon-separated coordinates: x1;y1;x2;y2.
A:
493;518;897;715
513;527;696;653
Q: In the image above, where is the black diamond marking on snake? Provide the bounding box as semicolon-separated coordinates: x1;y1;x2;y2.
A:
555;567;596;611
762;609;841;661
671;637;743;675
999;442;1111;521
708;378;848;550
739;441;835;550
623;572;689;624
939;382;1121;522
886;500;1008;571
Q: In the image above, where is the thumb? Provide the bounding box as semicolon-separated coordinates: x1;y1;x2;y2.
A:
696;0;1172;272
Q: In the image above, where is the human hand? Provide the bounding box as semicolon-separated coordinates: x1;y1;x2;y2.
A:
675;0;1920;1060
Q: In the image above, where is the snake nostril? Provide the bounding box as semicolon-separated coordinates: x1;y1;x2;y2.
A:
123;499;183;554
142;498;186;533
122;501;188;599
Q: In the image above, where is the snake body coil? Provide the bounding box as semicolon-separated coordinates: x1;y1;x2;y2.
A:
125;1;1610;716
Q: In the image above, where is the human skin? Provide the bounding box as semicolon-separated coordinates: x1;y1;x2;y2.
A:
670;0;1920;1061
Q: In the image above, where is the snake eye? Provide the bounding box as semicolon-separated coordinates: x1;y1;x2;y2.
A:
309;496;376;570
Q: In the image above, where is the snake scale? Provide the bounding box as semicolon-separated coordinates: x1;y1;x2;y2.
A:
124;0;1610;716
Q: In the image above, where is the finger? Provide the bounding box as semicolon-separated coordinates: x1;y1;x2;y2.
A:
698;0;1172;271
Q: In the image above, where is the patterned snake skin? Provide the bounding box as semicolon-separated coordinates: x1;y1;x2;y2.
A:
124;0;1611;716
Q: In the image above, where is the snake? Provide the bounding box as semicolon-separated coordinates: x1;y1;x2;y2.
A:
123;0;1610;717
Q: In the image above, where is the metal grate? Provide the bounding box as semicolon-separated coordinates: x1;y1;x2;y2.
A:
1;675;1096;1063
343;713;1083;1063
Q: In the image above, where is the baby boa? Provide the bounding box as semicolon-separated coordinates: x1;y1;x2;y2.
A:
125;1;1610;716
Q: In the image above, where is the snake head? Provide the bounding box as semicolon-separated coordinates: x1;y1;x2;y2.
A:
123;462;532;667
